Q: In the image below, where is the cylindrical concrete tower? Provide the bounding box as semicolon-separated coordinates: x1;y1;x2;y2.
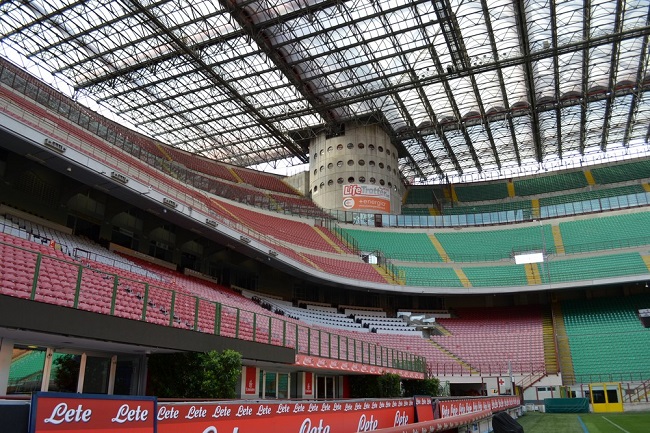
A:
309;124;403;214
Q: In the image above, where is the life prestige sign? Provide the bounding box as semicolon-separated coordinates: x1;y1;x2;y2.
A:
157;399;415;433
29;392;157;433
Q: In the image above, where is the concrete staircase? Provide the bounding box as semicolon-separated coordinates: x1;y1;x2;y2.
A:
552;301;576;385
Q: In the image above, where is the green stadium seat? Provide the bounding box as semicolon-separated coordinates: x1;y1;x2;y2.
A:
396;266;463;287
562;294;650;381
435;225;555;262
462;265;529;287
514;171;589;196
340;228;443;262
591;159;650;184
455;182;509;202
559;212;650;253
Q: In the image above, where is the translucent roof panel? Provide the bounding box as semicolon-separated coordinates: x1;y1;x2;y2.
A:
0;0;648;180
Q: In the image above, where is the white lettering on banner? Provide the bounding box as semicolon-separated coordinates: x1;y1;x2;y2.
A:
212;405;232;419
257;405;272;416
158;406;179;421
321;403;331;412
342;184;390;199
185;406;207;420
344;404;353;412
333;403;342;411
440;405;450;418
357;414;378;432
299;418;331;433
111;404;148;423
394;411;409;426
308;404;320;413
202;427;239;433
354;403;362;410
277;404;291;414
293;403;305;413
363;402;370;410
44;403;92;424
235;405;252;417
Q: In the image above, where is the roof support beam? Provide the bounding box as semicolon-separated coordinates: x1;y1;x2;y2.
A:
125;0;307;163
549;0;563;160
600;0;625;152
513;0;543;163
623;4;650;147
579;0;591;155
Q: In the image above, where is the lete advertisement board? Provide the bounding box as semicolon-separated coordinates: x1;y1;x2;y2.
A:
342;184;391;213
29;392;156;433
437;396;520;419
157;399;414;433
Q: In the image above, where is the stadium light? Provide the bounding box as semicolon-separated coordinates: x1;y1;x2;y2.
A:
513;252;544;265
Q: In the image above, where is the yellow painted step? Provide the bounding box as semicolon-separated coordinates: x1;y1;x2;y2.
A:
372;264;404;285
312;226;344;254
507;181;515;197
525;263;542;285
228;167;244;183
155;143;174;162
454;269;471;288
643;183;650;193
429;207;440;216
642;254;650;272
299;253;323;272
531;199;540;219
450;185;458;203
428;234;450;262
584;170;596;186
552;225;565;255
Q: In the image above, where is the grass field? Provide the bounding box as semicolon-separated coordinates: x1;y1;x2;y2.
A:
516;411;650;433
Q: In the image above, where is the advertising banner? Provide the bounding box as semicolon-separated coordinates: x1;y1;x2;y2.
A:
437;396;520;418
342;184;391;213
157;399;414;433
294;354;424;379
413;396;434;422
244;367;257;395
29;392;156;433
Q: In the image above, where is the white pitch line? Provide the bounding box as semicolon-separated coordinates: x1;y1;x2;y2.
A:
602;416;631;433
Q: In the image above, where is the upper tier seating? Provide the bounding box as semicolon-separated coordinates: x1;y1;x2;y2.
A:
462;265;529;287
302;254;387;283
440;199;532;216
396;266;463;287
543;252;649;284
562;294;650;381
435;225;556;262
212;200;348;253
340;229;442;262
404;187;444;205
559;211;650;253
539;184;646;207
158;146;239;183
591;159;650;184
455;182;509;202
233;168;298;195
514;171;589;196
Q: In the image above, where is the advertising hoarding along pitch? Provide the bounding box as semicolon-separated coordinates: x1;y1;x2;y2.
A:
157;399;414;433
29;392;156;433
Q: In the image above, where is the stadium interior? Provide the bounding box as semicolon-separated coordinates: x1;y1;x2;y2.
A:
0;1;649;427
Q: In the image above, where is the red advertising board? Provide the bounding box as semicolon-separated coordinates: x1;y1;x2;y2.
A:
29;392;156;433
294;354;424;379
438;396;520;419
157;399;415;433
244;366;257;395
413;396;434;422
304;372;313;395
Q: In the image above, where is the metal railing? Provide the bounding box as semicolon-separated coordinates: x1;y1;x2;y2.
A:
0;239;426;373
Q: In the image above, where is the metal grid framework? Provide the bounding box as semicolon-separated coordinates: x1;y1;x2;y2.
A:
0;0;649;183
